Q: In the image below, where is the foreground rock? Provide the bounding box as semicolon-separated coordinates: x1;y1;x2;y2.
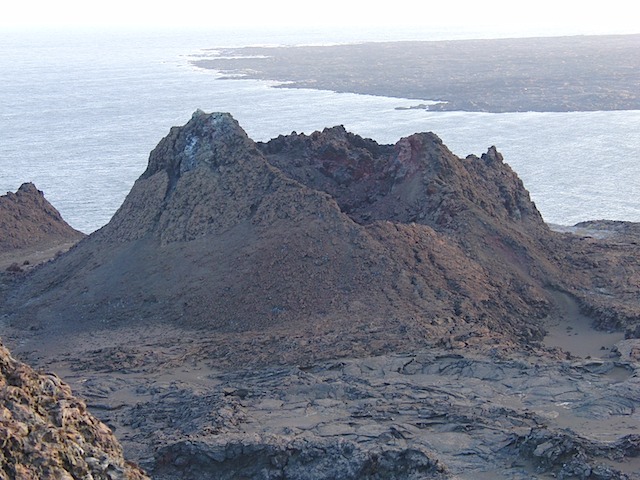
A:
0;340;148;479
149;349;640;479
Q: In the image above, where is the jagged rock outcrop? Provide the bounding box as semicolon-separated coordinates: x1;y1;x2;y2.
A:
259;126;545;230
0;340;148;479
259;125;560;333
0;183;84;252
3;111;566;359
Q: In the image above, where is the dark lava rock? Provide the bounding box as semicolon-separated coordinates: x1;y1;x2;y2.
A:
154;437;447;480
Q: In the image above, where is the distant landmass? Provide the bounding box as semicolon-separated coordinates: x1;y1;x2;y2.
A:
193;34;640;112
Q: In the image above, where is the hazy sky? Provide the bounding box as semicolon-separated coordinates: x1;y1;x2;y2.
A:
1;0;638;34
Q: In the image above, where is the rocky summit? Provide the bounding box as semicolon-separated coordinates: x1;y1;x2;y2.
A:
2;111;640;479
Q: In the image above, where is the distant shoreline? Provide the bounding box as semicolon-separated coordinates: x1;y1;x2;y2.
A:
193;34;640;113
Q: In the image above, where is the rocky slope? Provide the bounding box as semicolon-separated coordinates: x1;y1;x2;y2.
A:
0;339;148;479
0;182;84;253
3;112;640;358
555;221;640;337
0;183;85;317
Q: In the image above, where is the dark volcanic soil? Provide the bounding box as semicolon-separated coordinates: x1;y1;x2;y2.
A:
1;112;640;479
192;34;640;112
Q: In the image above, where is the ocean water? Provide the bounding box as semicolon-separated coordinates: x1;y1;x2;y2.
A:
1;27;638;233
